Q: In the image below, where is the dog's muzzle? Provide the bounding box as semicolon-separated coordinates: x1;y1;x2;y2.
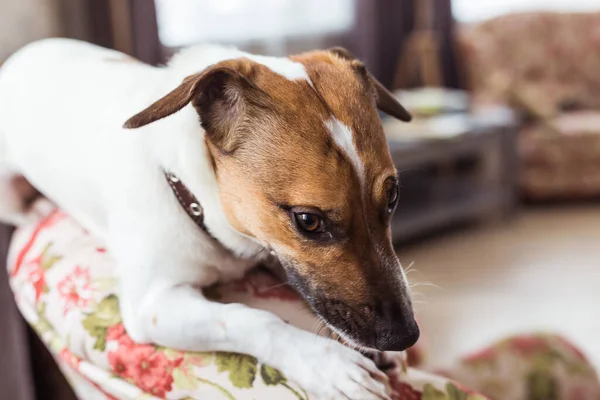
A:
320;298;419;351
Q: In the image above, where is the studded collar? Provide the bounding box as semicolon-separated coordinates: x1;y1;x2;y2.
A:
164;171;226;247
165;171;276;262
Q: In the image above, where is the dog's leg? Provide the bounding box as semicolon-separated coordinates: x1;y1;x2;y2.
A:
120;280;392;400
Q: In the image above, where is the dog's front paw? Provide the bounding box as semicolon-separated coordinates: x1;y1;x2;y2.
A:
283;339;392;400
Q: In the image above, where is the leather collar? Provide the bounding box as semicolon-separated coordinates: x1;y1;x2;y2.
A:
165;171;274;261
164;171;216;240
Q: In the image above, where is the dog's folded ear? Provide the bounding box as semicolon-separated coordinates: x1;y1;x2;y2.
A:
124;60;269;151
328;47;412;123
124;66;229;130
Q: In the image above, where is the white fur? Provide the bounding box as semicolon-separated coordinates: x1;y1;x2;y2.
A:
167;44;311;84
246;53;312;82
0;39;391;399
325;117;365;184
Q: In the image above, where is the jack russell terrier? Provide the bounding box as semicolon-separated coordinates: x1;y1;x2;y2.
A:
0;38;418;399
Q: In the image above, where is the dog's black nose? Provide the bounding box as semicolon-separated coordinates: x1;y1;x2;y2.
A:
373;300;420;351
375;323;420;351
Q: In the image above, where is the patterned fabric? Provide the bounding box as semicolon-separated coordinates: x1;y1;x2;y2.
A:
7;203;481;400
440;334;600;400
457;12;600;199
519;111;600;199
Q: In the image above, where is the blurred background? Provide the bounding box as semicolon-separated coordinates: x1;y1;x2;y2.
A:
2;0;600;398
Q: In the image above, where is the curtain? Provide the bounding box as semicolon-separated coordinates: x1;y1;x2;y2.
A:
0;225;35;400
353;0;462;89
58;0;162;65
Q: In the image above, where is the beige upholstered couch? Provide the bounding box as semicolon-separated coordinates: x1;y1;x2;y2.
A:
458;12;600;200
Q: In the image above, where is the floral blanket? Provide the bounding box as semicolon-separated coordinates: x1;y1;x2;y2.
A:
7;203;600;399
7;206;485;400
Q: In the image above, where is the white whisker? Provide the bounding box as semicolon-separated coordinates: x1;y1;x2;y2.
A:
403;261;416;274
410;280;443;291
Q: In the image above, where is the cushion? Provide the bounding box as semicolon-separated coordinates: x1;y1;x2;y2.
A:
457;12;600;200
441;334;600;400
458;12;600;114
7;201;486;400
519;111;600;199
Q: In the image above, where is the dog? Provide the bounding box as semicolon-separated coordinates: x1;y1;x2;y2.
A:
0;38;418;399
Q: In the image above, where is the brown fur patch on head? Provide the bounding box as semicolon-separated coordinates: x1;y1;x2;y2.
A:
126;51;416;349
204;58;355;235
208;50;417;349
291;50;398;182
207;50;410;310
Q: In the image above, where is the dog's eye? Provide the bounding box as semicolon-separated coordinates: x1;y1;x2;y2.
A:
387;183;399;213
294;212;325;233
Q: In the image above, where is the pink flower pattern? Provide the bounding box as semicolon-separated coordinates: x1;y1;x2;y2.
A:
57;266;94;315
106;323;134;347
106;323;182;398
25;255;46;304
463;347;498;364
509;335;551;356
59;348;81;370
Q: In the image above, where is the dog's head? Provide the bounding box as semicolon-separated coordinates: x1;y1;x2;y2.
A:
124;47;418;351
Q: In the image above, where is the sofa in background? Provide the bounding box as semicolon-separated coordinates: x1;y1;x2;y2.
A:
458;12;600;200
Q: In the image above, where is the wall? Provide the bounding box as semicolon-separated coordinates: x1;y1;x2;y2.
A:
0;0;64;63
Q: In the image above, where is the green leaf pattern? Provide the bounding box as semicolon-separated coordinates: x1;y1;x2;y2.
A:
527;366;558;400
81;295;121;351
260;364;286;386
215;353;258;389
33;302;53;335
422;383;488;400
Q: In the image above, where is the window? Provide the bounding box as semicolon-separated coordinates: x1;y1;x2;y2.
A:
453;0;600;22
155;0;355;50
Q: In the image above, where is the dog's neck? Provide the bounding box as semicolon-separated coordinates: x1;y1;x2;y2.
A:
150;105;265;260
